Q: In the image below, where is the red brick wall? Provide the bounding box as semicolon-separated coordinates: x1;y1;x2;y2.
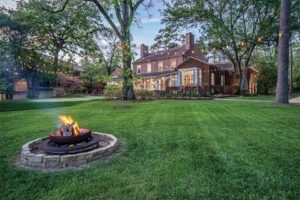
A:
133;56;185;74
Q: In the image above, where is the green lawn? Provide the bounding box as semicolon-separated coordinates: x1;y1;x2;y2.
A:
228;92;300;101
0;99;299;199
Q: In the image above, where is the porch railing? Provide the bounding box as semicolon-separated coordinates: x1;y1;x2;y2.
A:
161;85;238;97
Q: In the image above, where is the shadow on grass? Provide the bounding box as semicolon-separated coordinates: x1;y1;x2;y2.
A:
0;100;101;112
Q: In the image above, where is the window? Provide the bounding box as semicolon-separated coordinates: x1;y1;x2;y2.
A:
198;69;202;86
184;74;193;86
147;63;151;73
137;65;141;74
158;62;163;72
146;80;150;89
171;59;176;69
211;73;215;86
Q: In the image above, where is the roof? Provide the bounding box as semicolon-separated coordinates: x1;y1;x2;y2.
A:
214;63;234;70
176;56;209;70
133;46;208;64
111;68;122;78
214;63;258;72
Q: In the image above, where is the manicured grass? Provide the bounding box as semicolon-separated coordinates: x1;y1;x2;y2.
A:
0;99;299;199
229;92;300;101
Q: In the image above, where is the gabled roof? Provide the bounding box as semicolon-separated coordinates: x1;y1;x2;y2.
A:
133;46;208;64
176;56;209;70
111;68;122;78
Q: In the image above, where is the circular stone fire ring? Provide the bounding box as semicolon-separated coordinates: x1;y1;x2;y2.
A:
17;133;118;171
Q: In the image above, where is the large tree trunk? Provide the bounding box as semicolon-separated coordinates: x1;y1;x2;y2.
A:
121;39;135;100
289;34;293;94
236;63;244;95
26;70;39;98
120;1;135;100
276;0;291;104
241;65;249;95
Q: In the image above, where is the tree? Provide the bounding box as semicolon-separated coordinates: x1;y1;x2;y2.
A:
252;45;278;95
276;0;291;104
15;0;103;73
92;0;154;100
150;28;185;51
98;31;122;76
161;0;282;94
0;11;29;99
47;0;153;100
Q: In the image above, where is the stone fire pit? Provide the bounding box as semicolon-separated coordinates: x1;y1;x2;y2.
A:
18;132;118;171
16;115;119;171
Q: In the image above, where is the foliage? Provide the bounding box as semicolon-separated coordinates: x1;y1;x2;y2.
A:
52;87;67;97
96;31;122;76
0;11;28;99
252;46;278;95
134;89;152;100
292;41;300;91
103;85;122;99
14;0;103;71
56;74;84;95
150;27;185;51
87;0;153;100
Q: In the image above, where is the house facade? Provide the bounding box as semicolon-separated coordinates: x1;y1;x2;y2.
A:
131;33;257;95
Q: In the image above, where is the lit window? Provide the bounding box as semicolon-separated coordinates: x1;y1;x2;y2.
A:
171;59;176;69
137;65;141;74
147;63;151;73
198;69;202;86
146;80;150;89
158;62;163;72
211;73;215;86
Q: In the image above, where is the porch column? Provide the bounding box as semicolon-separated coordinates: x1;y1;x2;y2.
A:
194;68;198;86
156;77;159;90
177;71;182;87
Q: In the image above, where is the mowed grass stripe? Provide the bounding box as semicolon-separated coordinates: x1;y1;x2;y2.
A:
0;100;299;199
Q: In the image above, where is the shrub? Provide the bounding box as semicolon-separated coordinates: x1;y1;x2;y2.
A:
53;87;67;97
104;85;122;100
134;89;151;100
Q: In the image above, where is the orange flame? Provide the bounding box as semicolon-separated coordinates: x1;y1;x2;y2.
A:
59;115;80;135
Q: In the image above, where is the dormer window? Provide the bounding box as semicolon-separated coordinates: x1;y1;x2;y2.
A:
158;62;163;72
171;59;176;69
147;63;151;73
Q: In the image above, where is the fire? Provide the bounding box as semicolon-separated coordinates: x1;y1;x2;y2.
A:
59;115;80;135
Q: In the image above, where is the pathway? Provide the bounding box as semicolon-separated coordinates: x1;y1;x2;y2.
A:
289;96;300;103
29;96;106;102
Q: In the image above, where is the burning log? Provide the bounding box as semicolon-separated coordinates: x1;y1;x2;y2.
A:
59;115;81;136
49;115;91;145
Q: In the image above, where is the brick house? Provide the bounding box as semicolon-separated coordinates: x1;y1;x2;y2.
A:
123;33;257;95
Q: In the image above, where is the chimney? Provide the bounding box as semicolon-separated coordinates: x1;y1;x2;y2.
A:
185;32;194;49
140;44;149;58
